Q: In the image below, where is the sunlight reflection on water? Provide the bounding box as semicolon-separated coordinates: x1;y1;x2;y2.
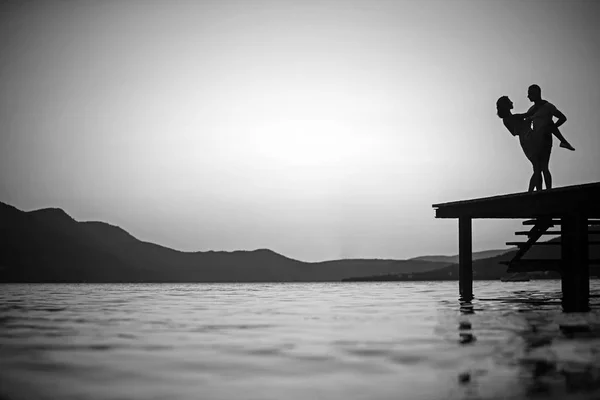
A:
1;281;600;400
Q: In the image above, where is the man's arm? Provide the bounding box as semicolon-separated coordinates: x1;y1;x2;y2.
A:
552;107;567;129
547;105;573;148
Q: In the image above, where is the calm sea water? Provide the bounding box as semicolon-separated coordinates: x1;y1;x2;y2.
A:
1;281;600;400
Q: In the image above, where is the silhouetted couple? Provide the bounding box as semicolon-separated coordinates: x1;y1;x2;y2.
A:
497;84;575;192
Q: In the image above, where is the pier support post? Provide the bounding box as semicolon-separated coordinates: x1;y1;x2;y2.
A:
459;217;473;301
561;214;589;312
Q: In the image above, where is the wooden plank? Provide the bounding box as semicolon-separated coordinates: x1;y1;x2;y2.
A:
515;230;599;235
433;182;600;209
506;241;562;246
433;182;600;219
522;219;561;225
521;219;600;226
522;219;600;226
515;231;561;235
504;241;600;246
501;259;600;266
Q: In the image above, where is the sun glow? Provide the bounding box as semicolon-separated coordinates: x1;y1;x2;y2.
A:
248;118;372;167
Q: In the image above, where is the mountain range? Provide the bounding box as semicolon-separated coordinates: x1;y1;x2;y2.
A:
9;201;592;283
409;248;517;264
0;201;473;283
11;200;597;283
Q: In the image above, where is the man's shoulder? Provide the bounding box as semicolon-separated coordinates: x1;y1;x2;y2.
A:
532;101;557;115
542;101;557;111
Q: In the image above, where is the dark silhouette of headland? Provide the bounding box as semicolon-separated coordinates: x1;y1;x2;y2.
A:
0;201;451;283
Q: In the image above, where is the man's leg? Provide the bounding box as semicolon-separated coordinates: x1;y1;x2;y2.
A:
542;168;552;189
540;148;552;189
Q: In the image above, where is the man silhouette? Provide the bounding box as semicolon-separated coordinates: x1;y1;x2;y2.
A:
526;84;574;189
527;84;574;151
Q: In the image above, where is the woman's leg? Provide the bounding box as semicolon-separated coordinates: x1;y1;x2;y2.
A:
525;146;542;191
528;165;542;192
528;173;535;192
549;126;575;150
531;165;543;191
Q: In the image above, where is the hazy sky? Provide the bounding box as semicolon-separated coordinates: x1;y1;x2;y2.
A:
1;0;599;261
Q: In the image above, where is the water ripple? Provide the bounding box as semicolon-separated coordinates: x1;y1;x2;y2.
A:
0;281;600;400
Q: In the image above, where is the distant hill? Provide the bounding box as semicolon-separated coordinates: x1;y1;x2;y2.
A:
410;248;516;264
0;201;449;283
345;233;600;281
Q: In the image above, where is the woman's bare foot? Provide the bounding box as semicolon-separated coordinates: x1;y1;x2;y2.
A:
560;142;575;151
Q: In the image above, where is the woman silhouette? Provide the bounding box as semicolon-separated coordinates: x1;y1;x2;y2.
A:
496;96;545;192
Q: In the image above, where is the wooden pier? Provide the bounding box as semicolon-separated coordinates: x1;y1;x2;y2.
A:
433;182;600;312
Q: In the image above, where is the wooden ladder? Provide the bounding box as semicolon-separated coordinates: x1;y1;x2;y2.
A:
501;218;600;273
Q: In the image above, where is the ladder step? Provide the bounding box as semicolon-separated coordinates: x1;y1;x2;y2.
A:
522;219;560;225
506;241;600;246
501;259;600;265
515;231;561;235
522;219;600;226
515;230;600;235
506;241;561;246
